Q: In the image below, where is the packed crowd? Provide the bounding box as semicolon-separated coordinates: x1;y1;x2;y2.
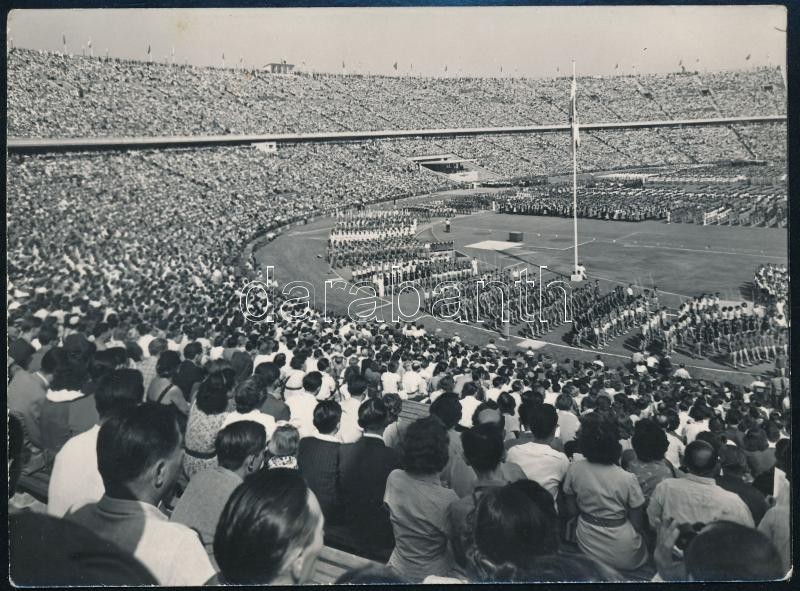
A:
9;296;792;584
7;46;792;586
8;48;786;138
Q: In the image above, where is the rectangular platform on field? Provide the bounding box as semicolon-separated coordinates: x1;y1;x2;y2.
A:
464;240;522;251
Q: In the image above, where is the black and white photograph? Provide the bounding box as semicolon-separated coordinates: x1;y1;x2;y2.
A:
6;4;792;585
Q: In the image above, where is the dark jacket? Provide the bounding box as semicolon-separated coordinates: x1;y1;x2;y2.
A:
715;474;769;525
297;436;343;525
338;435;401;555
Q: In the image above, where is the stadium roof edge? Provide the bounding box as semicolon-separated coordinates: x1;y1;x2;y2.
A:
6;115;786;154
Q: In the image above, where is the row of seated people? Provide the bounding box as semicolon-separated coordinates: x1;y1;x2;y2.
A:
8;47;785;139
8;314;791;584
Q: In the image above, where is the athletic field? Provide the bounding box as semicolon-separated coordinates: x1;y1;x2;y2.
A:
255;194;787;385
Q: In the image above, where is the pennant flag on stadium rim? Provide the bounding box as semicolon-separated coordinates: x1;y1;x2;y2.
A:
746;54;751;60
393;62;397;70
147;44;151;55
88;38;92;48
62;33;66;46
570;71;580;147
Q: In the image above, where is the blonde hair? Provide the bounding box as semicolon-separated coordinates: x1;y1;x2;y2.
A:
269;423;300;457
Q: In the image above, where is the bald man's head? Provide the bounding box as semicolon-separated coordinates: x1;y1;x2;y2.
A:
685;440;718;476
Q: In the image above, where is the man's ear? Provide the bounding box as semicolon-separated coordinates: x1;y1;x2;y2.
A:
153;459;169;489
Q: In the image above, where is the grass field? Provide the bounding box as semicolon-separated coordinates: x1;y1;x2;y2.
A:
255;195;787;385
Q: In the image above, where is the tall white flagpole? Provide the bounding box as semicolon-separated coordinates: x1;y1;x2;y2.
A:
572;60;580;279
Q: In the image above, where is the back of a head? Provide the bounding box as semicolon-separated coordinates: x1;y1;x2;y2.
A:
684;440;718;476
358;397;388;432
94;369;144;420
529;403;558;440
461;423;504;474
303;371;323;394
214;468;321;585
685;521;784;581
313;400;342;435
254;361;281;389
466;483;558;582
156;350;181;378
719;444;748;476
216;421;267;471
631;418;669;463
234;377;266;413
196;372;233;415
97;403;182;496
577;413;622;465
472;400;503;428
429;392;462;430
402;417;449;476
348;375;368;398
382;393;402;422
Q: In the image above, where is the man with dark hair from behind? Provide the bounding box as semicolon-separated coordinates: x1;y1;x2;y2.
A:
338;397;401;561
171;420;267;561
253;361;290;421
297;399;344;527
174;341;206;400
648;440;754;532
506;403;568;504
338;375;368;444
64;403;216;586
48;368;144;518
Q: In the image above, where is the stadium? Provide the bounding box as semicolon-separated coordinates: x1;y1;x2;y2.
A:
6;7;791;587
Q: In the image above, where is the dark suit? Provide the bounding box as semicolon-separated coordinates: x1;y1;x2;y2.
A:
338;434;401;559
297;436;343;525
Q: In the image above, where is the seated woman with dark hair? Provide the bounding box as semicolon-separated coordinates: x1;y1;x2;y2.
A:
212;468;325;585
146;350;189;415
384;417;458;582
622;418;677;502
563;413;648;573
183;372;233;479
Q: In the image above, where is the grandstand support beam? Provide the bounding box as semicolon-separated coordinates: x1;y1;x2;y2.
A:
6;115;786;155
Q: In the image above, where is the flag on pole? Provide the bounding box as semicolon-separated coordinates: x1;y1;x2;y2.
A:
62;33;66;46
569;70;580;148
87;38;92;48
147;44;151;55
393;61;397;70
745;53;751;61
444;65;448;72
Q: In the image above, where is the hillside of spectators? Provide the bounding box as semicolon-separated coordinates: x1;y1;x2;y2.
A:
8;48;786;139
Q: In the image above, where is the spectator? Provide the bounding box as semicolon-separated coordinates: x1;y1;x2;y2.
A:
48;369;143;517
297;400;344;526
183;370;234;479
145;351;189;415
715;444;768;525
267;423;300;469
212;468;325;585
506;403;569;504
287;371;323;437
171;420;267;559
338;375;367;444
338;397;401;560
563;414;648;572
65;403;216;586
384;417;458;582
254;361;291;421
621;418;677;502
648;440;754;530
222;376;276;439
